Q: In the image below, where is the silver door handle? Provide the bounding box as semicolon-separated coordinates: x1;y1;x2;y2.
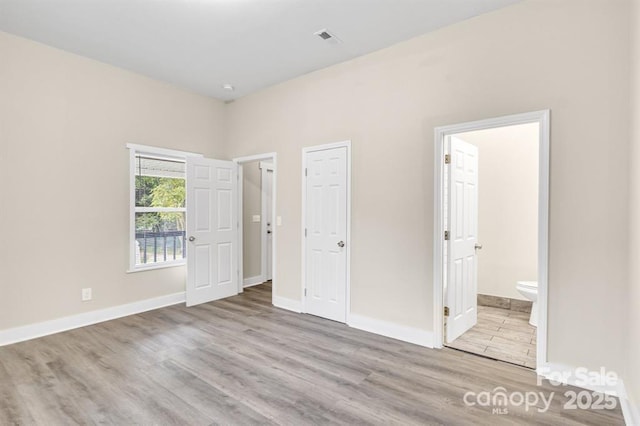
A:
337;241;345;248
475;243;483;250
188;236;196;242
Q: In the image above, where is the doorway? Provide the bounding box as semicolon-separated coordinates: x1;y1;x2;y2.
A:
302;141;351;323
433;111;550;369
234;153;278;306
260;162;274;282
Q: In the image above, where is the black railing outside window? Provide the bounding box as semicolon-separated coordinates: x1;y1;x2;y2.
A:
136;230;186;264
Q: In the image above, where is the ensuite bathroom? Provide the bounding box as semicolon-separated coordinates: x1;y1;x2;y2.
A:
445;122;539;369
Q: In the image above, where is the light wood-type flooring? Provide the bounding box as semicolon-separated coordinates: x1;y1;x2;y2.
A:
447;305;537;369
0;283;624;425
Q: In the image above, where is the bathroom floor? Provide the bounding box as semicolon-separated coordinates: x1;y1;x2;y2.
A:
446;305;537;369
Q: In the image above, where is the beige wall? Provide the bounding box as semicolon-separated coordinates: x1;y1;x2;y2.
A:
0;32;225;330
628;0;640;413
224;0;629;373
456;124;538;301
242;161;263;279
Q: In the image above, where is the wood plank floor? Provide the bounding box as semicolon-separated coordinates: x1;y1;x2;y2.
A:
0;283;624;425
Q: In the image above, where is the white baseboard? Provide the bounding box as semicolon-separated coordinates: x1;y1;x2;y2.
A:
348;313;434;348
618;380;640;426
537;364;640;425
273;296;302;313
0;292;186;347
243;275;265;288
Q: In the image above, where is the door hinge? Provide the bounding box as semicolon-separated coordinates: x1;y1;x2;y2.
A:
305;168;308;177
444;154;451;164
304;288;307;297
444;306;450;317
305;228;307;237
444;230;449;241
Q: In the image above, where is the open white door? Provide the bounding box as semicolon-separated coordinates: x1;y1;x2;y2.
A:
304;145;348;323
186;157;239;306
446;136;479;343
260;162;274;281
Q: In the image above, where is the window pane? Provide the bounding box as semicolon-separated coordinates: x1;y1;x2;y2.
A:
135;156;185;208
135;212;186;265
135;176;186;208
135;155;185;178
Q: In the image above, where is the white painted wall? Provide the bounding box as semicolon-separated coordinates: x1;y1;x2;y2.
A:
242;161;262;280
224;0;629;375
456;124;538;301
0;31;225;330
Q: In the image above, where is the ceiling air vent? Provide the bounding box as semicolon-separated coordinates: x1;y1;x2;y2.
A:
314;28;342;45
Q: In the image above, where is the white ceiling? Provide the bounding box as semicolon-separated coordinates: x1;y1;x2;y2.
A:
0;0;521;100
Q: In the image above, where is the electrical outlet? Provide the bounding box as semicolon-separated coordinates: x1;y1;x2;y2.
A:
252;215;261;223
82;288;92;301
277;216;282;226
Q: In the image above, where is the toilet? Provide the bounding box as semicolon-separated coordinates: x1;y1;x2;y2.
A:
516;281;538;327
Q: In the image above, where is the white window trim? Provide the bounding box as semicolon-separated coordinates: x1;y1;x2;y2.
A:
135;207;186;213
126;143;203;273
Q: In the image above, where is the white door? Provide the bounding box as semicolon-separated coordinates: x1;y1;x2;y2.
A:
446;136;479;343
186;157;239;306
304;146;348;323
261;164;274;281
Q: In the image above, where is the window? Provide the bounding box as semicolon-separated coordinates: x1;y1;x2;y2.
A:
128;144;201;271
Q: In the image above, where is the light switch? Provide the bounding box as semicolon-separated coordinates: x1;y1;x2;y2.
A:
252;215;261;223
277;216;282;226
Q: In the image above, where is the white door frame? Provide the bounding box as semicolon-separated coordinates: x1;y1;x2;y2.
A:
233;152;277;305
259;161;275;281
301;140;352;322
433;110;550;368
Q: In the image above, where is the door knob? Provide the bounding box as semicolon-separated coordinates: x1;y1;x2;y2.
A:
267;230;271;234
337;241;345;248
475;243;483;250
188;236;196;242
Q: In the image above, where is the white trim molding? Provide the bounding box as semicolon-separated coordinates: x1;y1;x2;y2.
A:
126;143;203;159
243;275;265;288
234;152;278;164
301;140;352;323
0;292;185;347
432;110;550;369
537;363;640;424
348;314;434;348
620;383;640;426
273;296;303;313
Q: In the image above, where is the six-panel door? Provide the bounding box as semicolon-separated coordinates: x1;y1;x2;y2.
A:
186;157;238;307
304;146;348;323
446;136;479;343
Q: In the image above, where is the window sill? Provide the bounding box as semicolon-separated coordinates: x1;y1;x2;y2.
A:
127;261;186;274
